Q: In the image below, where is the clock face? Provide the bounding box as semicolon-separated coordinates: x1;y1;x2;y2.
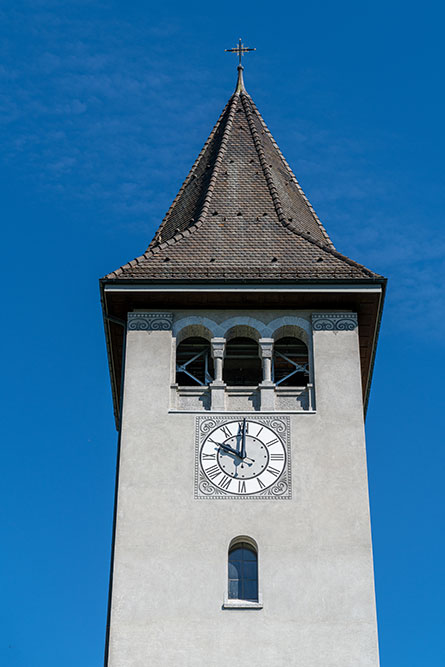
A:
198;419;288;497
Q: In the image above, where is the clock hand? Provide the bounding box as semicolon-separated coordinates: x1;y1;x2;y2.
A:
241;418;246;460
219;441;254;464
219;442;238;456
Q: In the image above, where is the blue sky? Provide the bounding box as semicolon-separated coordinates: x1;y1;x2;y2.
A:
1;0;444;664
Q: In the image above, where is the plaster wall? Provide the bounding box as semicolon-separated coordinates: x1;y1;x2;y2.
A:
107;309;379;667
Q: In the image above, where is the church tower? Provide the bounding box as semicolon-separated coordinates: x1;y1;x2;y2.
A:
101;47;386;666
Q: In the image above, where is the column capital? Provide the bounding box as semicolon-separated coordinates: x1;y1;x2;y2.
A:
210;337;226;359
258;338;274;358
127;312;173;331
311;313;358;331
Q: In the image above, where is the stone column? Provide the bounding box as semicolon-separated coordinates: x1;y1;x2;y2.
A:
210;337;226;410
258;338;275;410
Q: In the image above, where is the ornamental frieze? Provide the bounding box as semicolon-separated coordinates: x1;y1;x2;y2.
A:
311;313;358;331
127;312;173;331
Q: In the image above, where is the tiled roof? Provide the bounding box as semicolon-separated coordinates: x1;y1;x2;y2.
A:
106;80;382;281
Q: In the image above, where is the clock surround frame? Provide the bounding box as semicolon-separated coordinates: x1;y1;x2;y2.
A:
195;415;291;500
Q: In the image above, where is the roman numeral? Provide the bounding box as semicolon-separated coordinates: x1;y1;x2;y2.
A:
267;466;280;477
265;438;279;447
238;480;246;493
257;478;266;489
219;475;232;490
202;453;216;460
207;438;221;446
205;465;221;480
236;420;249;434
220;425;232;439
256;426;264;438
270;453;284;460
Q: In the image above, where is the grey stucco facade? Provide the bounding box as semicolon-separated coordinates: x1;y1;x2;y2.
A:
106;308;380;666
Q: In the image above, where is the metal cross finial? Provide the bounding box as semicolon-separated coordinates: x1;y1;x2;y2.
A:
225;38;256;66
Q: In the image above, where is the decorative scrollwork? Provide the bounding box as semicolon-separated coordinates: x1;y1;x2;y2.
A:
311;313;357;331
312;318;334;331
270;480;288;496
150;319;173;331
335;318;357;331
127;312;173;331
268;418;287;433
199;418;219;434
198;479;217;495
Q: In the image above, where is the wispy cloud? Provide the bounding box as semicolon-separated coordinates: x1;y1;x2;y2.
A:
0;1;443;340
0;3;218;230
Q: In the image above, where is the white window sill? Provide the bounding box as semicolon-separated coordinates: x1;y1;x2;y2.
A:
222;598;263;610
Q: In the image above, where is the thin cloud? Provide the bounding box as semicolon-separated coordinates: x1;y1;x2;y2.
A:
0;1;442;340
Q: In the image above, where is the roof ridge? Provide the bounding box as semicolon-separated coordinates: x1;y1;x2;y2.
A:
147;96;233;250
245;93;334;249
282;224;381;277
149;92;239;251
240;92;287;227
105;85;382;282
240;93;378;279
189;92;239;230
106;94;240;279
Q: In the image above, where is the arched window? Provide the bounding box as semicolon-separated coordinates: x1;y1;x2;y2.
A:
228;540;258;602
176;337;213;386
223;337;262;386
273;337;309;386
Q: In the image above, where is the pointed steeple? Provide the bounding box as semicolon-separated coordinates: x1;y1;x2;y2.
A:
106;70;381;281
235;64;245;94
101;59;387;423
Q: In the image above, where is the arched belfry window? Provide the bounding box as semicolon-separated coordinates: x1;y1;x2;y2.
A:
176;337;213;386
273;337;309;387
228;539;258;602
223;337;262;386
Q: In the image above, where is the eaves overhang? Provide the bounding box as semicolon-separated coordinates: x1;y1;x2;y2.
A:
101;276;385;286
100;276;386;429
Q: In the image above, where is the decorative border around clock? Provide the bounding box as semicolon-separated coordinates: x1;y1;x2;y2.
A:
194;415;291;500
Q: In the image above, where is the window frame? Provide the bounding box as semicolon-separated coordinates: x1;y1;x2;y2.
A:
223;536;263;610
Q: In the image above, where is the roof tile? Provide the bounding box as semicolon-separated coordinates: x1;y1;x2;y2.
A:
106;88;382;281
